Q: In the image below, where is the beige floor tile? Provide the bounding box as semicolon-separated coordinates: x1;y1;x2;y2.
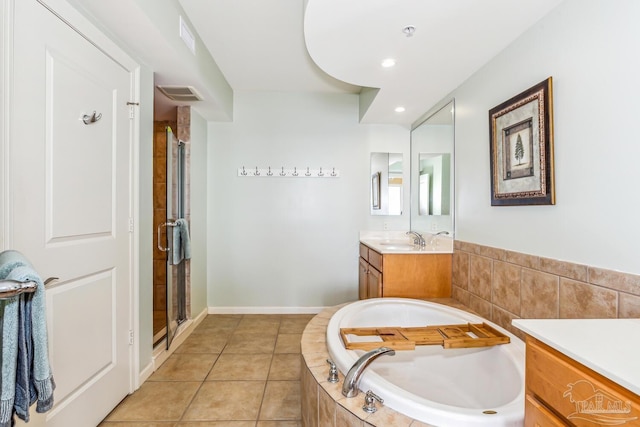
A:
242;314;282;320
207;353;272;381
105;382;201;422
268;354;301;381
235;317;281;335
280;314;315;320
190;326;235;339
259;381;301;421
195;316;241;334
182;381;265;421
177;422;255;427
100;423;175;427
149;353;218;381
274;334;302;354
279;318;312;334
175;334;229;354
104;314;308;426
224;333;276;354
257;422;302;427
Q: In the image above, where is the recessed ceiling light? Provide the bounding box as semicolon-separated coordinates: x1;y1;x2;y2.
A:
395;106;406;113
381;58;396;68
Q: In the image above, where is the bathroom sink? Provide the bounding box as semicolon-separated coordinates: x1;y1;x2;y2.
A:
378;242;417;250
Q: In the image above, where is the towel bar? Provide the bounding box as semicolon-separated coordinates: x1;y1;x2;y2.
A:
0;279;37;299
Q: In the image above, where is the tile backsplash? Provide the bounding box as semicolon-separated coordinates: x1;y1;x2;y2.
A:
451;240;640;339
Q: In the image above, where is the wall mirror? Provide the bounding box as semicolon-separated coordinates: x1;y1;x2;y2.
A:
370;152;403;215
410;100;455;234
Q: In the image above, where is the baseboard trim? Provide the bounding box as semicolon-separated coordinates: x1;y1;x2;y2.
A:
208;306;325;315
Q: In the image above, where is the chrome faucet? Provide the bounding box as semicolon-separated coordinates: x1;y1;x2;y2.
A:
406;230;425;247
342;347;396;398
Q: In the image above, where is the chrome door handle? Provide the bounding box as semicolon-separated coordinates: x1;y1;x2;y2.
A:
157;221;178;252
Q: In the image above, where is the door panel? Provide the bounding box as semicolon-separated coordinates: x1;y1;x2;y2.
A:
10;1;133;425
46;47;115;240
46;271;114;402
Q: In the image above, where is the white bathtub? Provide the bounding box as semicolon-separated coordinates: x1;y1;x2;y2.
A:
326;298;525;427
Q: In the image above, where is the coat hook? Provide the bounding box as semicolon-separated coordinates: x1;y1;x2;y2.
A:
331;167;337;177
318;167;324;177
267;166;273;176
305;167;311;177
255;166;260;176
82;111;102;125
241;166;247;176
292;167;299;177
279;167;286;176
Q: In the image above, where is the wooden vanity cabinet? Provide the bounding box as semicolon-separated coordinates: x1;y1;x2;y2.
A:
359;244;382;298
524;336;640;427
358;243;451;299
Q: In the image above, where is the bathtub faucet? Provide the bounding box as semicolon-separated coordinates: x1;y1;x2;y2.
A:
406;231;425;247
342;347;396;398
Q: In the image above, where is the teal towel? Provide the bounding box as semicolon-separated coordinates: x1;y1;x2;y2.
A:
0;251;30;426
0;250;32;278
172;218;191;265
0;251;55;426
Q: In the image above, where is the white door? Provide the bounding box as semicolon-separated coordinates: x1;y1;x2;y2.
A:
8;1;133;425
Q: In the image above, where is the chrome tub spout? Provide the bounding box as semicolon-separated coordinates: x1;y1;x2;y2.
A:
342;347;396;398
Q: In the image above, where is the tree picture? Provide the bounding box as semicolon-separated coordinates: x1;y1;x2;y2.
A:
514;133;524;165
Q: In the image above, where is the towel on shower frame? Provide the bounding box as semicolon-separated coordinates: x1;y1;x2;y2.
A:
172;218;191;265
0;251;55;426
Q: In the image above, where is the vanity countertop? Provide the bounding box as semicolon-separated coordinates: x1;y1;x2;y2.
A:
359;231;453;254
512;318;640;396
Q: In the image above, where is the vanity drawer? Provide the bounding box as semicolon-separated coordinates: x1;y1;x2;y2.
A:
367;249;382;272
525;394;565;427
526;337;640;425
359;243;369;261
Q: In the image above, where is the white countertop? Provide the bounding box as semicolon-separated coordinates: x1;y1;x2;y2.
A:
359;230;453;254
513;318;640;396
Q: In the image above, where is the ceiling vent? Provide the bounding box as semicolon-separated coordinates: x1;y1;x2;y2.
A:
156;85;203;102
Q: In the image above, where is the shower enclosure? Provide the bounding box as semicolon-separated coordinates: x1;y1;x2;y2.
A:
157;126;187;349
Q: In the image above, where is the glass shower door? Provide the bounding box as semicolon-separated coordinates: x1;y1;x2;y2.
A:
164;126;188;349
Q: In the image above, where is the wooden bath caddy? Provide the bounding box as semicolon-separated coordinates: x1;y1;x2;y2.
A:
340;323;510;351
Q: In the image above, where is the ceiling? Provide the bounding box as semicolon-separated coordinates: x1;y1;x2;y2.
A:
67;0;565;126
180;0;564;126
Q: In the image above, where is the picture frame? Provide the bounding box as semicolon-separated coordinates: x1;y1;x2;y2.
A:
489;77;555;206
371;171;381;209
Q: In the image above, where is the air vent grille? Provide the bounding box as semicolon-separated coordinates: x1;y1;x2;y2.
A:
157;85;203;102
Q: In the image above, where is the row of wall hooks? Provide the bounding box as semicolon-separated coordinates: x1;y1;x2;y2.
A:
237;166;340;178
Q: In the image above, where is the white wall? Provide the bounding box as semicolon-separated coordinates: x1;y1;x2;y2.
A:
208;92;408;309
451;0;640;275
189;108;208;315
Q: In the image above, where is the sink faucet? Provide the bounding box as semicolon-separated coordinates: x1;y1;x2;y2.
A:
406;231;425;247
342;347;396;398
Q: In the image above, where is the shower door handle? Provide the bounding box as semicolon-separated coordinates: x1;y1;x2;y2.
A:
157;221;178;252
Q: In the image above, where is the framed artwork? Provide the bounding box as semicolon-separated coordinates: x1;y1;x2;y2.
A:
372;172;381;209
489;77;555;206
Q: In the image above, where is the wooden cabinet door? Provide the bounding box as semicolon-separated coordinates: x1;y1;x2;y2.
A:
382;254;451;298
367;267;382;298
358;257;369;299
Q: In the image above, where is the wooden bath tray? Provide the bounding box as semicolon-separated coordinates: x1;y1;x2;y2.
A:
340;323;510;351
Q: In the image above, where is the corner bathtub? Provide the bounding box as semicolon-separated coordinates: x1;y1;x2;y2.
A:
326;298;525;426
